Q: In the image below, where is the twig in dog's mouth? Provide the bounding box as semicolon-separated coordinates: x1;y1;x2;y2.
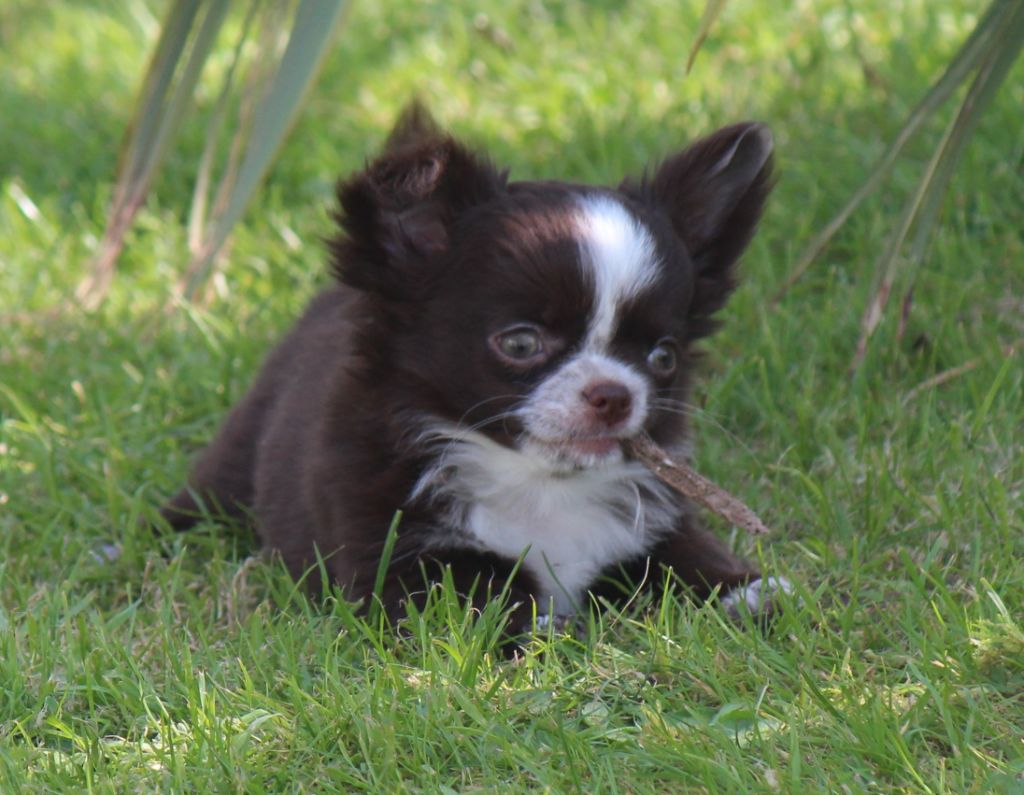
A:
626;435;770;535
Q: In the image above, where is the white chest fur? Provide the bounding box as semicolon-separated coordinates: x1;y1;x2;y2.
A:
413;432;682;614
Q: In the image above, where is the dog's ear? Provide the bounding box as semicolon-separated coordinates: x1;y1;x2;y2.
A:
632;123;773;330
331;105;507;298
381;100;444;151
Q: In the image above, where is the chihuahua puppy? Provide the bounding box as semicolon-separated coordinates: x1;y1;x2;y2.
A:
162;105;788;630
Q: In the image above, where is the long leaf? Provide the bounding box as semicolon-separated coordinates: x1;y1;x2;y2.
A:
77;0;202;308
851;2;1024;370
205;2;293;242
851;112;959;370
182;0;350;299
118;0;202;204
773;0;1016;303
80;0;231;309
188;0;262;254
144;0;231;195
687;0;729;74
904;3;1024;268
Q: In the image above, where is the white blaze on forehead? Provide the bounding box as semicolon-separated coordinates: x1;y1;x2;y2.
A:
576;195;659;348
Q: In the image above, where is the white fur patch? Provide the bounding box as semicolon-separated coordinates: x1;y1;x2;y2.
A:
519;351;649;458
412;426;682;614
576;195;659;349
404;198;671;616
720;576;794;618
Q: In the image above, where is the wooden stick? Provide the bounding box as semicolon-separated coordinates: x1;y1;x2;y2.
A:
627;435;770;535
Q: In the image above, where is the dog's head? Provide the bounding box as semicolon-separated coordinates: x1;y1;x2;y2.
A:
332;105;773;471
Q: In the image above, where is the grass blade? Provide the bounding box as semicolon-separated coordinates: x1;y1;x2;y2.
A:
203;2;294;254
368;511;403;624
772;0;1014;303
851;4;1024;370
79;0;232;310
686;0;729;74
77;0;202;308
188;0;262;255
182;0;350;299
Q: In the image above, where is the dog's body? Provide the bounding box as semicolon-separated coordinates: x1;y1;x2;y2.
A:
162;106;783;628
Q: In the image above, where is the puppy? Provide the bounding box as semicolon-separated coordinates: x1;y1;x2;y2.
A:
161;105;788;631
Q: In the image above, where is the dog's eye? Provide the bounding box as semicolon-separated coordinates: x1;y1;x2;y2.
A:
646;340;677;376
493;326;544;363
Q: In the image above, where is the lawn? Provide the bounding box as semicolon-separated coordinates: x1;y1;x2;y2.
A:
1;0;1022;792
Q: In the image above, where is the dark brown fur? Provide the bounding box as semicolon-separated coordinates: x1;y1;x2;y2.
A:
161;106;774;629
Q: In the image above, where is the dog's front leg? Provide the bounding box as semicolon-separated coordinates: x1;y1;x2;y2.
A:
371;548;542;633
651;517;793;621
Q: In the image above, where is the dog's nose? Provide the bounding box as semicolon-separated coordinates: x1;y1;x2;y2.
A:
582;381;632;427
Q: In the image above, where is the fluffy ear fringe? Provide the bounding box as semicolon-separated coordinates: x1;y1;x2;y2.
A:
382;100;444;152
625;123;774;336
328;105;507;299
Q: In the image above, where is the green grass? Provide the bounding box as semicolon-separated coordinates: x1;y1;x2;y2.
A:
2;0;1022;791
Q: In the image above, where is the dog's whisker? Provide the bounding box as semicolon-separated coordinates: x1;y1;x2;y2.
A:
422;410;523;462
649;398;759;461
453;395;523;429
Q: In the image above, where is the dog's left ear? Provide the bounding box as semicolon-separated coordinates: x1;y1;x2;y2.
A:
331;103;507;299
632;123;773;324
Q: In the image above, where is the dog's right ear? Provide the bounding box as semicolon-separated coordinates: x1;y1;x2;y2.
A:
331;104;507;298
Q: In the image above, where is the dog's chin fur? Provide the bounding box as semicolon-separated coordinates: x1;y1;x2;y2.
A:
522;436;625;472
160;104;778;626
411;424;683;613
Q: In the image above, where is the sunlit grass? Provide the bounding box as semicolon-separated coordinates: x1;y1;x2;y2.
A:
1;0;1022;791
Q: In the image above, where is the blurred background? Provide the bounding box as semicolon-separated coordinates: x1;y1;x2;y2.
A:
2;0;1022;551
3;0;1020;321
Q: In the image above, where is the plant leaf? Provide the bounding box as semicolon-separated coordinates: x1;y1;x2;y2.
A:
79;0;232;309
851;2;1024;370
77;0;203;308
182;0;350;299
773;0;1016;303
188;0;262;254
686;0;729;74
905;3;1024;268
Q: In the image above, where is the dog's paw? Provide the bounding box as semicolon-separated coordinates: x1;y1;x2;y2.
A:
90;542;123;564
502;613;581;658
533;613;581;635
720;576;795;623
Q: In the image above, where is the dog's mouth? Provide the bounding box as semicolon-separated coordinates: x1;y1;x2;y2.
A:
526;433;627;469
560;437;620;456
